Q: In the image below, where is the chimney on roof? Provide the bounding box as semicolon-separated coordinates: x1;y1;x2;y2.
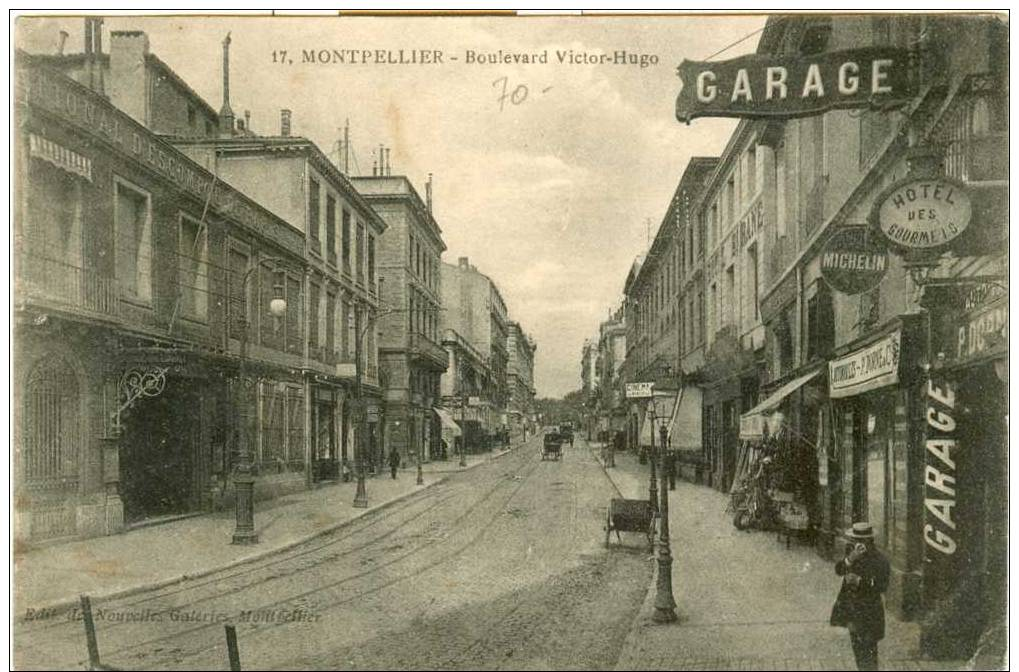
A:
372;152;378;176
426;173;433;213
384;148;391;176
378;144;384;175
57;30;69;55
458;257;469;269
219;33;235;136
109;30;149;122
280;109;292;137
244;109;251;134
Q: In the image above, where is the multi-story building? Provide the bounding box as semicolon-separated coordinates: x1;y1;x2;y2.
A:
620;158;717;455
348;175;448;465
619;13;1006;659
162;34;387;481
595;305;626;436
506;321;537;439
14;39;317;540
744;15;1007;654
440;257;510;442
439;328;490;455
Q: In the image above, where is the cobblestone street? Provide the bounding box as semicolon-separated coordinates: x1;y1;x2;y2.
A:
14;437;652;670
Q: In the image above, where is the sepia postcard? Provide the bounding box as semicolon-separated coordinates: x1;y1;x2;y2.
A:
10;10;1009;670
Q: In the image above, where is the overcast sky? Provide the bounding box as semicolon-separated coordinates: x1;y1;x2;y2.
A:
17;13;767;398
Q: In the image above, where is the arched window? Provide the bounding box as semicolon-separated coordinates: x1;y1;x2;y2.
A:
22;357;80;489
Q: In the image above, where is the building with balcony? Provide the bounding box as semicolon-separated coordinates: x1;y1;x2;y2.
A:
440;257;511;444
14;46;315;541
745;15;1007;654
439;328;490;455
349;175;448;465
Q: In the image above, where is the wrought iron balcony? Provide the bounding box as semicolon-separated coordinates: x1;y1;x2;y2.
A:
18;252;120;317
409;332;448;368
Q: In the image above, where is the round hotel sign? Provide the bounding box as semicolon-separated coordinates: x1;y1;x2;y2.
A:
871;177;972;253
821;227;888;295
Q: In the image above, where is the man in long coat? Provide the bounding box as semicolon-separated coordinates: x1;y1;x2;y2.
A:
831;522;891;670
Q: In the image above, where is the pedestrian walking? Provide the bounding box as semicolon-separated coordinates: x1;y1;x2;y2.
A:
829;522;890;670
388;449;401;480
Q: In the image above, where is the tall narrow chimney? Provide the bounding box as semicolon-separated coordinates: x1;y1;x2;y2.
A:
372;152;378;176
385;148;392;176
379;144;385;176
219;33;235;135
244;109;251;134
280;109;292;136
426;173;433;213
58;30;69;55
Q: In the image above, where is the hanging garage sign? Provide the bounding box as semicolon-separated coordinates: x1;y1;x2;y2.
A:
871;177;973;253
820;226;889;295
675;47;914;123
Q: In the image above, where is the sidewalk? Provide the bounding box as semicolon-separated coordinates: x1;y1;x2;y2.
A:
14;445;518;617
583;439;964;671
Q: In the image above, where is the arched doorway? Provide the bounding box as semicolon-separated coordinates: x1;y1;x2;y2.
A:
20;356;81;539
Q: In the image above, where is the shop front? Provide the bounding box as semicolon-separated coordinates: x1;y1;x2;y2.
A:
916;281;1007;658
823;317;926;620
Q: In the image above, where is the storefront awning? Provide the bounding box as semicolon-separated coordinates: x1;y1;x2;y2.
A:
638;391;677;446
667;386;703;450
739;368;821;440
434;407;462;436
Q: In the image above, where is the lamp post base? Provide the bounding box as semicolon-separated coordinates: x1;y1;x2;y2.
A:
416;462;424;485
652;550;678;623
231;474;259;545
353;477;368;508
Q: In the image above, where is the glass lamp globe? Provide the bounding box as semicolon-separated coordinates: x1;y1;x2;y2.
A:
269;284;287;317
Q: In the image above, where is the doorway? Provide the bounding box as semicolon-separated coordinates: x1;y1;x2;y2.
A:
119;377;204;524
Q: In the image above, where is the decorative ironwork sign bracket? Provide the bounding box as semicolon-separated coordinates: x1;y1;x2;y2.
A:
110;366;169;434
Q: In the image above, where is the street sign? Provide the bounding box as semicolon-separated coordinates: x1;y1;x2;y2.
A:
820;226;889;295
675;47;914;123
871;177;972;253
625;382;655;398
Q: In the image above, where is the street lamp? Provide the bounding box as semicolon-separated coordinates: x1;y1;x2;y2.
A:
459;367;468;467
654;422;678;623
232;259;288;545
647;398;658;515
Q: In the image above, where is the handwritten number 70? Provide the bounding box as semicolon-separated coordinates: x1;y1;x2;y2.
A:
493;76;529;111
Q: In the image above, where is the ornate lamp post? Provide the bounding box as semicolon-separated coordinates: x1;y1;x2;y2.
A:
647;398;658;515
232;260;288;545
352;302;370;508
654;423;677;622
459;366;468;467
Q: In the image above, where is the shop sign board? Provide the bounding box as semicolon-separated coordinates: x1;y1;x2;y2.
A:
675;47;914;123
956;291;1007;363
820;226;889;295
871;177;972;253
923;375;961;601
828;330;901;398
625;382;654;398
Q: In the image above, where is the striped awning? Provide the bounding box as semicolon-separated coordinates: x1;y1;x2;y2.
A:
29;134;92;181
434;407;462;436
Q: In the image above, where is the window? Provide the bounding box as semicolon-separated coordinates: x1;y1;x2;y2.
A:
115;179;152;303
228;246;250;341
341;209;352;274
187;105;196;129
775;142;787;237
22;356;79;490
340;297;351;358
286;274;302;356
748;243;759;322
709;282;718;336
326;288;337;359
726;177;735;227
25;161;83;303
309;281;320;349
696;291;704;345
178;215;208;320
746;146;757;199
368;235;376;287
326;195;337;266
807;285;835;361
725;266;735;327
308;179;321;251
356;222;365;284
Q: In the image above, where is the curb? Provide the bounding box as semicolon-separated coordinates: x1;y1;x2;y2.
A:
19;438;535;620
17;472;452;621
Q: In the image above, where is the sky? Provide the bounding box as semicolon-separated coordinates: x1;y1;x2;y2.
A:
16;13;767;398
